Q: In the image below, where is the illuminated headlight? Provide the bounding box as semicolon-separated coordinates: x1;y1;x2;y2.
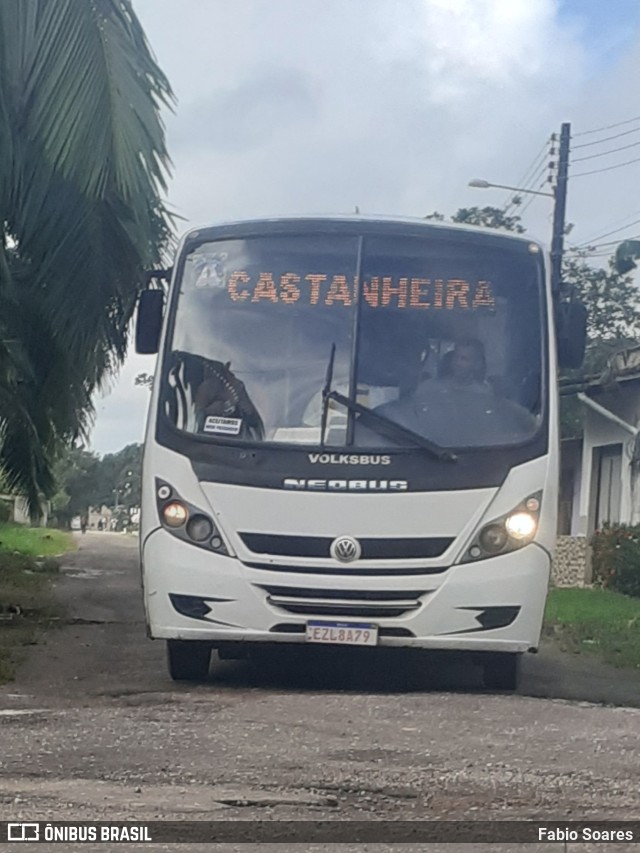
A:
163;501;188;527
505;511;537;541
462;491;542;563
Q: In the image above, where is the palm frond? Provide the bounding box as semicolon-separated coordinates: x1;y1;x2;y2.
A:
14;0;173;203
0;0;174;509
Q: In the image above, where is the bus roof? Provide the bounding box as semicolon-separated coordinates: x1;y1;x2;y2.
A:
180;215;547;252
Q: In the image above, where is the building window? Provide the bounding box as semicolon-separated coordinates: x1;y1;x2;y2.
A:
594;444;623;528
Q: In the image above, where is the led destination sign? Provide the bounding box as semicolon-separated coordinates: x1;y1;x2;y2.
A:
223;271;496;310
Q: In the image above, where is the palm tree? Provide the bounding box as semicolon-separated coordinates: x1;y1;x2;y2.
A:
0;0;173;512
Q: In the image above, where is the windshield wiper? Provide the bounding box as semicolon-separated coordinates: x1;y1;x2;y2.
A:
318;343;456;461
326;388;458;463
320;343;336;449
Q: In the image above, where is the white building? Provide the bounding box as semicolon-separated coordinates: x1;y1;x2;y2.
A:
561;346;640;537
0;494;50;526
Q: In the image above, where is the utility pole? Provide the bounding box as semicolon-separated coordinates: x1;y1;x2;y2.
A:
550;122;571;299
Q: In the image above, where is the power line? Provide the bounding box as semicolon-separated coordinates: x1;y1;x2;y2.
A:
573;139;640;163
573;114;640;137
573;125;640;150
504;162;550;216
518;176;551;218
572;155;640;178
575;216;640;247
578;208;640;246
502;138;551;213
580;234;640;251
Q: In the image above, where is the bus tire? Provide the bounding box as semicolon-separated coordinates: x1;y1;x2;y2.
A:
482;653;520;692
167;640;211;681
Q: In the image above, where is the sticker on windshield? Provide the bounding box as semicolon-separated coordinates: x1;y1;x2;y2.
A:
203;415;242;435
193;252;228;289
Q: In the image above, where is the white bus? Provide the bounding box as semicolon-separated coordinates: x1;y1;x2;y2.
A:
136;216;586;690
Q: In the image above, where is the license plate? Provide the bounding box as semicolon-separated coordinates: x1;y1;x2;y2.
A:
305;621;378;646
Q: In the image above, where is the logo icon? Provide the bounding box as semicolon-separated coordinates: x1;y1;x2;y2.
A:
330;536;361;563
8;824;39;842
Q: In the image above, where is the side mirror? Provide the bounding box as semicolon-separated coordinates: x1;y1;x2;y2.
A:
557;299;587;370
135;290;164;354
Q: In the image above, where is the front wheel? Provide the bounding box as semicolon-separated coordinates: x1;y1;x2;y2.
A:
482;653;521;691
167;640;211;681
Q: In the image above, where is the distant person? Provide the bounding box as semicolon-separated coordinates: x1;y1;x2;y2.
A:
80;516;87;534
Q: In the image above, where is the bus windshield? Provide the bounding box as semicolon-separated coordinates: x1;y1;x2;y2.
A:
164;229;545;450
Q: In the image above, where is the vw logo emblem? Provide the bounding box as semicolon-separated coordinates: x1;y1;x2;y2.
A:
330;536;361;563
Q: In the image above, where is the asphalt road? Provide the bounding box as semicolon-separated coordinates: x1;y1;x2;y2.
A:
1;532;639;852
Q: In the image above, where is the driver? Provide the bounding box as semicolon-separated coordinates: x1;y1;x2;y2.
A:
433;338;489;391
356;337;535;447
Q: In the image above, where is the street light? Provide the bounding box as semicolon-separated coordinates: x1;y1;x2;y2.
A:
468;178;553;198
468;123;571;299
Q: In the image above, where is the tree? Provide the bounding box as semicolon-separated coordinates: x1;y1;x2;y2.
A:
95;444;142;510
51;447;101;525
451;206;525;233
0;1;174;513
50;442;142;526
563;258;640;347
557;259;640;438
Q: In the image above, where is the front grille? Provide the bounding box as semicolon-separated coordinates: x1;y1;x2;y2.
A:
259;584;427;619
240;533;453;560
244;561;449;577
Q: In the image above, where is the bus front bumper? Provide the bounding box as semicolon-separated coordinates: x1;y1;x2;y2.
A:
141;529;551;654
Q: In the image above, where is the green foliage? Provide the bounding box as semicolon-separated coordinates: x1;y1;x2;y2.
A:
558;261;640;436
94;443;142;509
0;524;75;557
52;447;99;522
563;259;640;343
591;523;640;598
0;1;174;513
52;442;142;523
544;587;640;668
451;206;525;233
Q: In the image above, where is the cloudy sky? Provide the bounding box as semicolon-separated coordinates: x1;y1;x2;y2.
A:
89;0;640;454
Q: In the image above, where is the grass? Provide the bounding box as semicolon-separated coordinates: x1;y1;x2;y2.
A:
0;525;75;682
0;523;75;557
544;587;640;669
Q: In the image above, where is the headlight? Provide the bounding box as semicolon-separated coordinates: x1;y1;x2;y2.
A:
479;524;509;554
462;491;542;563
163;501;188;527
156;480;229;555
505;511;537;540
186;514;214;542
